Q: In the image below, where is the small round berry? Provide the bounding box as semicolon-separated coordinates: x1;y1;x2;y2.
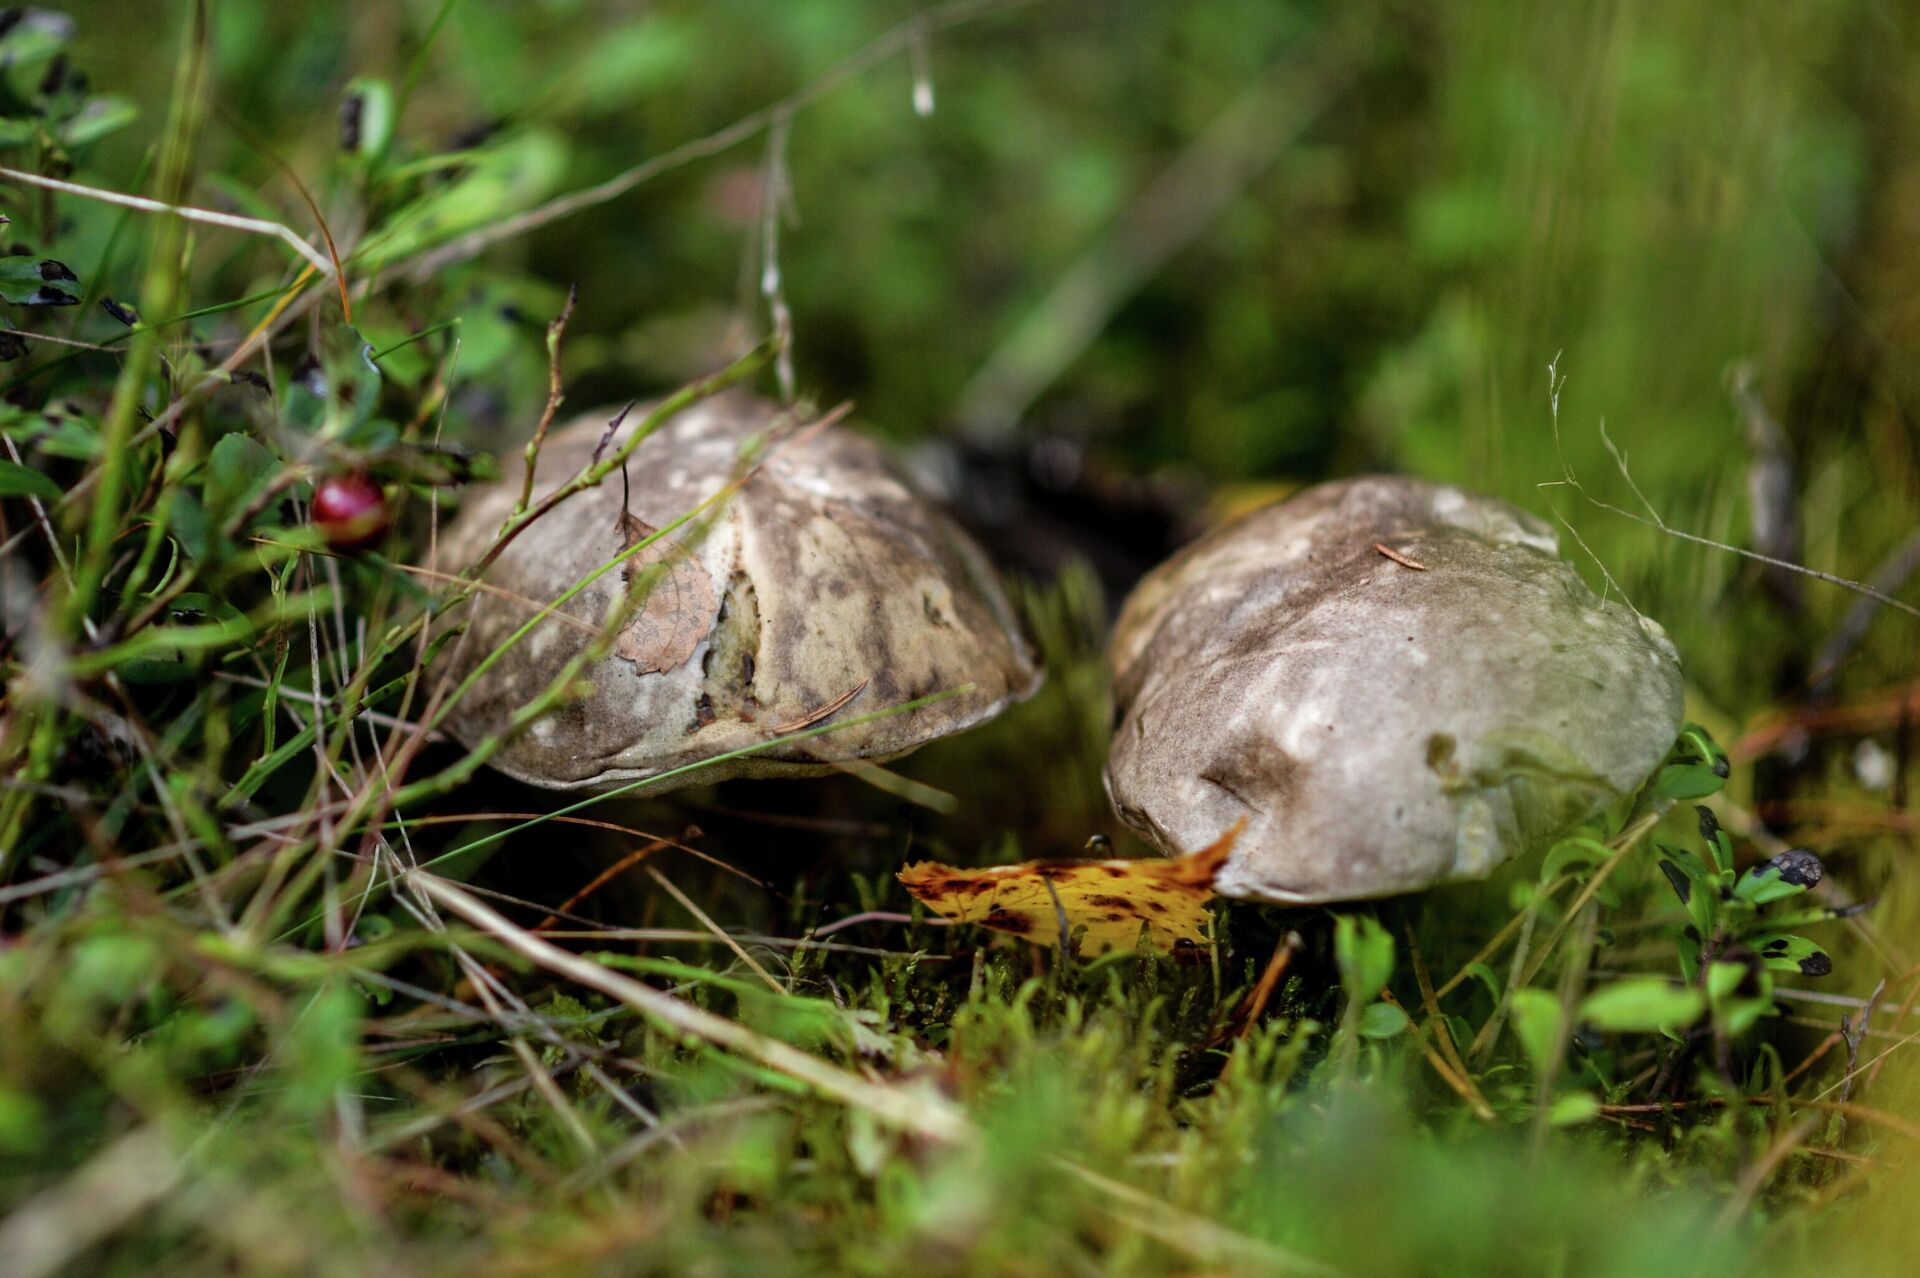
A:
311;473;390;552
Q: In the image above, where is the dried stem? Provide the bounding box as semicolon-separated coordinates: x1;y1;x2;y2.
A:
414;873;973;1145
515;284;579;518
0;165;336;280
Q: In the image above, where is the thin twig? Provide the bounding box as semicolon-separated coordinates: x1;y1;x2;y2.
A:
414;873;973;1145
533;837;678;932
1538;356;1920;623
812;910;954;939
1403;924;1494;1117
516;284;579;517
1431;876;1570;1001
0;165;336;279
1373;543;1428;571
643;865;784;994
1383;989;1497;1122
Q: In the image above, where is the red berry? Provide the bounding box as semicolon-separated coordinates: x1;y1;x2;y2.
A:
311;473;390;552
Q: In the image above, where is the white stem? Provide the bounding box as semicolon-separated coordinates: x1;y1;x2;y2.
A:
0;166;336;279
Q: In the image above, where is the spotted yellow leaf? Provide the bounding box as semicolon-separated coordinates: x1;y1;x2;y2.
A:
898;822;1243;957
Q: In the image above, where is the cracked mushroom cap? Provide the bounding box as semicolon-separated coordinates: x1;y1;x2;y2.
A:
437;391;1041;792
1105;476;1684;904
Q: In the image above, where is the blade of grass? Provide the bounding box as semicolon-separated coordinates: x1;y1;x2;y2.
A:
414;873;973;1144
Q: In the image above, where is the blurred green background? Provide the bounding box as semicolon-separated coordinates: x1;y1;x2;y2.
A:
68;0;1917;725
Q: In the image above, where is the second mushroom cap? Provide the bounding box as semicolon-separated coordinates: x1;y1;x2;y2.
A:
1105;476;1685;903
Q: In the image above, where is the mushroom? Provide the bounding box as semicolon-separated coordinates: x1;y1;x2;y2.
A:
1104;476;1684;903
437;390;1041;791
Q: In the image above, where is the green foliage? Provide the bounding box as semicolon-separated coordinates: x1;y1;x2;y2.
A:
1509;987;1566;1074
1466;726;1871;1183
0;2;1915;1275
0;257;81;306
0;457;60;498
0;10;136;156
1333;911;1395;1000
1578;978;1707;1034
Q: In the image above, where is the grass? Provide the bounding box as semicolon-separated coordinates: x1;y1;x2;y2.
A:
4;2;1920;1275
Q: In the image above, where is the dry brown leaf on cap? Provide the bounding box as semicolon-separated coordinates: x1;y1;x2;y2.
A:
613;511;720;675
898;821;1243;958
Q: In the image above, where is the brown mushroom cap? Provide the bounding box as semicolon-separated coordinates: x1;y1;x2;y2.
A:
436;391;1041;792
1105;476;1685;903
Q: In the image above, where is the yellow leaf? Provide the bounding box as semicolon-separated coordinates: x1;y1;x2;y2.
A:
898;822;1242;957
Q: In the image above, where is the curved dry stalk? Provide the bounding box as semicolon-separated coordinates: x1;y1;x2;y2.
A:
643;865;784;994
515;284;579;517
0;1125;184;1278
414;873;974;1146
377;560;600;636
0;165;337;280
394;812;765;888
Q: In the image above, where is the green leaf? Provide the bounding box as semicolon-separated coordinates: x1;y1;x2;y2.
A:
1333;913;1395;1001
1749;932;1833;977
60;95;138;147
1705;960;1747;1001
342;78;396;162
204;432;279;524
61;933;160;1018
1658;847;1717;938
1695;805;1734;875
1734;849;1824;905
1463;961;1502;1004
278;984;366;1119
1578;977;1706;1032
1357;1001;1410;1039
1719;994;1772;1038
1653;764;1726;801
168;486;210;561
0;458;59;500
0;258;81;307
0;13;72;70
22;415;99;459
1676;928;1702;985
1547;1090;1602;1126
1675;724;1731;774
355;132;568;270
1542;836;1612;883
1508;988;1565;1077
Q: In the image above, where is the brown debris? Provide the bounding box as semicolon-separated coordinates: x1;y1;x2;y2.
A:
1373;542;1429;571
771;679;870;734
612;512;721;676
